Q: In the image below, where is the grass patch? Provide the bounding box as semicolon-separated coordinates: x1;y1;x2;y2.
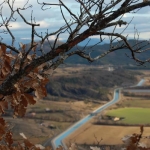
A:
106;107;150;124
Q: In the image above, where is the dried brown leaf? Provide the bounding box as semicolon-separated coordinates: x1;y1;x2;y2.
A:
6;53;16;59
34;87;47;100
0;94;4;99
14;59;20;70
14;92;21;102
14;104;26;117
0;100;8;114
4;60;11;73
27;55;32;61
20;96;28;107
23;80;34;89
33;67;39;73
20;43;26;51
24;139;34;149
31;53;36;59
37;74;44;80
2;67;8;76
24;93;36;105
5;55;11;63
18;52;23;59
41;78;49;85
0;71;5;79
0;48;3;57
0;44;6;54
40;86;47;97
32;82;39;88
0;117;6;126
4;131;13;147
0;124;6;140
4;95;13;103
14;83;20;92
32;42;37;52
14;98;28;117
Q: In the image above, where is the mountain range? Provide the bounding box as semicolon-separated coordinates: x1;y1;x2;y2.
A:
5;38;150;68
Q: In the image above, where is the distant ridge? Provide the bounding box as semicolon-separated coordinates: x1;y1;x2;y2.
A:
5;38;150;67
65;39;150;67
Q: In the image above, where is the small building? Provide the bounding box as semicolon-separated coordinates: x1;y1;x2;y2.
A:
114;117;120;121
45;108;51;112
108;67;114;71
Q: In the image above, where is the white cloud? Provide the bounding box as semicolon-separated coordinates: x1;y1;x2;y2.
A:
36;20;50;28
48;35;63;41
126;31;150;40
9;22;21;29
0;0;150;42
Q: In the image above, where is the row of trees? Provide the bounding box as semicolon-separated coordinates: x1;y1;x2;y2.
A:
0;0;150;149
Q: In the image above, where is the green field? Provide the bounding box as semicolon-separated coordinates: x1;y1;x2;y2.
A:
106;107;150;124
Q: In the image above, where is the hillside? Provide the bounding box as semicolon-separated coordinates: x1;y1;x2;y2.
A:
17;39;150;67
3;66;141;145
46;67;139;101
65;40;150;66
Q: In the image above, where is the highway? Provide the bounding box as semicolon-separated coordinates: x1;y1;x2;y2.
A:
45;79;145;150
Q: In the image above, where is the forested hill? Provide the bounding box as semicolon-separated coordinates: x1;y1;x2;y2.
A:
65;39;150;66
46;69;139;101
20;39;150;67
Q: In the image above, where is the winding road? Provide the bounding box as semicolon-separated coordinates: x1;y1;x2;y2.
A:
44;79;145;150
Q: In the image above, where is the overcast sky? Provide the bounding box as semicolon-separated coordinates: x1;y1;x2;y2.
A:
0;0;150;45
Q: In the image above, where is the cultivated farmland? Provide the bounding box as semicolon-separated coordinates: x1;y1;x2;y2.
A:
64;70;150;147
106;107;150;124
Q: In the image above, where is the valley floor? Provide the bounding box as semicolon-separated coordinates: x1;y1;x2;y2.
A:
64;124;150;146
64;70;150;148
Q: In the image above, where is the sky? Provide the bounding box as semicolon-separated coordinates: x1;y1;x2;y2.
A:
0;0;150;46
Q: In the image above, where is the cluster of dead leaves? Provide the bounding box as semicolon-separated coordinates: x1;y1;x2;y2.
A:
0;117;52;149
0;43;49;117
0;43;50;148
122;126;150;150
0;117;51;149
